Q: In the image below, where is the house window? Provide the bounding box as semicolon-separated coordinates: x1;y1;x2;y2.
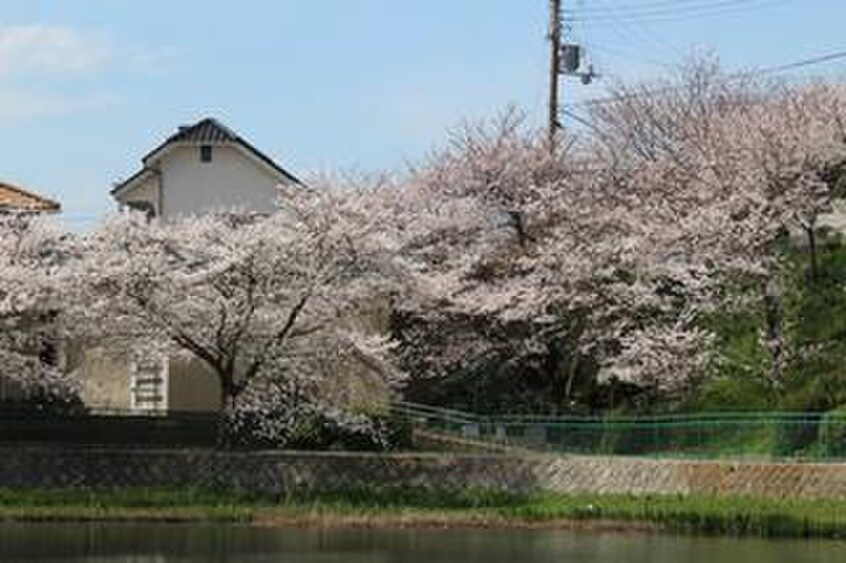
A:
200;145;213;163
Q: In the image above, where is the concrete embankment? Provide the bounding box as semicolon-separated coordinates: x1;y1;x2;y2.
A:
1;446;845;500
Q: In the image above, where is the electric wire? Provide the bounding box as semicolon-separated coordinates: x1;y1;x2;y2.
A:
563;49;846;110
567;0;786;15
586;0;682;65
565;0;795;24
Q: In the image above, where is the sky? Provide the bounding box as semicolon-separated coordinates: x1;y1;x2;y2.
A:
0;0;844;229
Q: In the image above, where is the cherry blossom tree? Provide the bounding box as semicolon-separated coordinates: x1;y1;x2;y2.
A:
77;184;405;440
586;59;846;386
0;214;78;400
6;59;845;424
389;112;681;409
588;59;846;271
391;61;846;408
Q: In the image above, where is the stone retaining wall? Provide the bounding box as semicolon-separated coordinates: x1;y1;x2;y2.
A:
2;447;846;499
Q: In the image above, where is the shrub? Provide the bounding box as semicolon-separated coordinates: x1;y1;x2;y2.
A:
816;405;846;459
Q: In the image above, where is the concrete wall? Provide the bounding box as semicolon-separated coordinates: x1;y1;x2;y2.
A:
4;447;846;500
167;356;221;412
79;342;388;415
79;346;220;414
79;346;132;411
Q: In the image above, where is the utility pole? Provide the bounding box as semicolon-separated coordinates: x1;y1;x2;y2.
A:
547;1;596;153
548;0;562;152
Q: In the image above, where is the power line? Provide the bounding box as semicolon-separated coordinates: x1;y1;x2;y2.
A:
566;0;783;15
590;45;669;69
560;107;598;130
755;50;846;76
564;49;846;110
583;0;681;66
565;0;794;24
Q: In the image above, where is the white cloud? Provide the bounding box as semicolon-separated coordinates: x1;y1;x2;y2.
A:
0;25;115;123
0;24;112;76
128;45;178;70
0;89;118;123
0;24;169;122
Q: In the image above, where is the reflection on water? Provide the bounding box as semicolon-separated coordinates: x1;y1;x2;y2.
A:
1;523;845;562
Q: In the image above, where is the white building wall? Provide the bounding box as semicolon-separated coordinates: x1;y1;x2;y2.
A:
118;174;160;216
160;145;283;217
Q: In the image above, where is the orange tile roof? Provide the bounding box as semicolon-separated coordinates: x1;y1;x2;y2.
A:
0;182;60;213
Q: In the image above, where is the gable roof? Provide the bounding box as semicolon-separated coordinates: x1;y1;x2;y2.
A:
153;117;241;146
112;117;301;196
0;182;60;213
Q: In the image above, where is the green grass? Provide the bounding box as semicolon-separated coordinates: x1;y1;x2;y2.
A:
0;488;254;522
1;487;846;539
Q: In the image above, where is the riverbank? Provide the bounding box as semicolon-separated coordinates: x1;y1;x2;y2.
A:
1;488;845;539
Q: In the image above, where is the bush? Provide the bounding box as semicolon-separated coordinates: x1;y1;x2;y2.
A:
223;409;412;452
285;413;406;452
816;405;846;459
771;417;821;458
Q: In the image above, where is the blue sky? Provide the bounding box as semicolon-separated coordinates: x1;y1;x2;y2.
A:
0;0;844;228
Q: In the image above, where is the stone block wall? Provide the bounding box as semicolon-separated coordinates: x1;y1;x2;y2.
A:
2;446;846;500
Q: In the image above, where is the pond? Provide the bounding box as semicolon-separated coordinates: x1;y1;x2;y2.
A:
1;523;845;562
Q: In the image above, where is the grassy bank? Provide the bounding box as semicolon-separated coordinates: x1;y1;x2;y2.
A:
1;487;845;539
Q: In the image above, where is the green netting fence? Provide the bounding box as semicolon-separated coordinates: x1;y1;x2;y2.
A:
390;402;846;461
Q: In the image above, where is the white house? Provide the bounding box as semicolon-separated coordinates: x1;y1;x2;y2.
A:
111;117;300;217
78;118;302;414
87;118;386;415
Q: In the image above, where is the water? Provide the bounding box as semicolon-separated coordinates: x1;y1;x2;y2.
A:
1;523;845;562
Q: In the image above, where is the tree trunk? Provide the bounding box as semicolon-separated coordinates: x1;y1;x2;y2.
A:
564;353;580;405
507;210;528;247
761;277;785;387
216;370;239;449
806;225;819;283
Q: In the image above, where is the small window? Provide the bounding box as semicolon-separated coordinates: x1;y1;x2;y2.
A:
200;145;213;163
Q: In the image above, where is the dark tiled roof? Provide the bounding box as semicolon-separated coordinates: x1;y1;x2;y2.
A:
161;118;241;145
143;118;300;184
0;182;60;213
113;118;301;195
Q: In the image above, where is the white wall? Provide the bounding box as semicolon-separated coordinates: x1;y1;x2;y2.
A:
117;174;159;216
160;145;283;217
